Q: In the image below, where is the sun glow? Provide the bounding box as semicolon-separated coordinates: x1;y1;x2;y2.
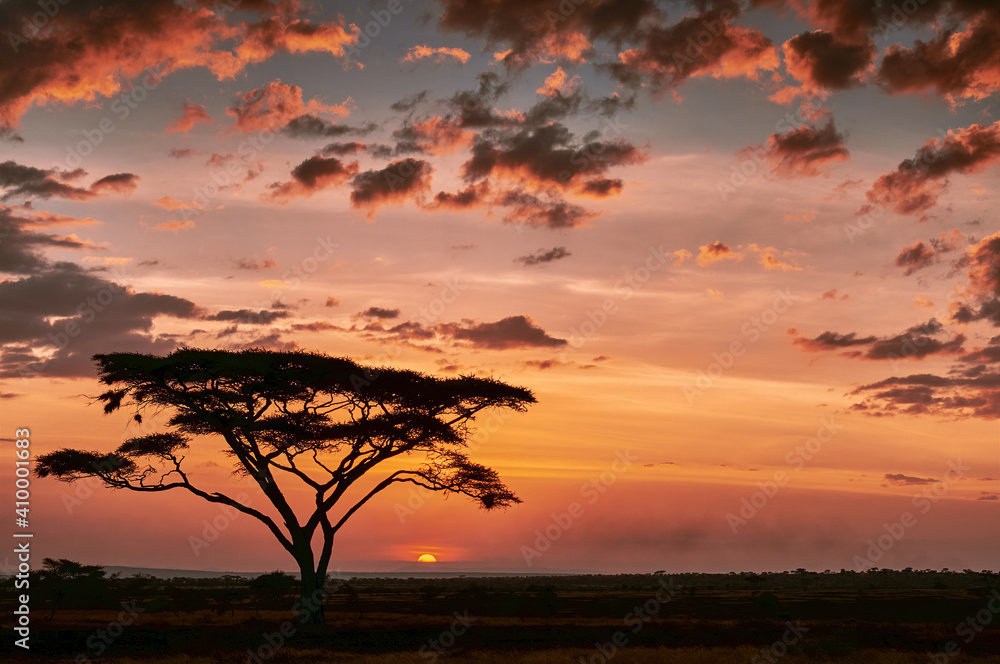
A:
417;553;437;563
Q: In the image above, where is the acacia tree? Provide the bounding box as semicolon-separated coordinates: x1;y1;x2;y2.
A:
35;348;534;624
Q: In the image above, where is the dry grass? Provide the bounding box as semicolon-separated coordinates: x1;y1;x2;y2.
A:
97;647;999;664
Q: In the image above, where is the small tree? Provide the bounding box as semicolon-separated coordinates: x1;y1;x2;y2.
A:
36;349;535;625
250;571;298;616
36;558;111;618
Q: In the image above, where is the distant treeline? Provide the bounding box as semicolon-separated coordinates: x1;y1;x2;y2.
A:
1;559;996;619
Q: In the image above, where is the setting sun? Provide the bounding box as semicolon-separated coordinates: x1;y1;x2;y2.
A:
417;554;437;563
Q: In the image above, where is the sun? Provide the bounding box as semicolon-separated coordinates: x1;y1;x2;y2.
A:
417;553;437;563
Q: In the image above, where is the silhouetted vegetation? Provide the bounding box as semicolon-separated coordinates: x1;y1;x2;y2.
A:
2;564;998;662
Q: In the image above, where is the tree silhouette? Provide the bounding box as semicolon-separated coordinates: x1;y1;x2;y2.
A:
36;558;112;618
250;570;298;616
35;348;535;625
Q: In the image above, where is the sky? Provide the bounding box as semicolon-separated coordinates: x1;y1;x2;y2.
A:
0;0;998;576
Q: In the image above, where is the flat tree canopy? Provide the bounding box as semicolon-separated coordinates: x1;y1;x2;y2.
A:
35;348;536;623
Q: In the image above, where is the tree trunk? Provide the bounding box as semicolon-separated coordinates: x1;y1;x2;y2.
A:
297;561;326;625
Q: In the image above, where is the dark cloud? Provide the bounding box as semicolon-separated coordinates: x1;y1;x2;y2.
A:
0;161;92;201
89;173;139;196
228;332;298;352
792;330;878;351
265;155;359;202
462;123;645;189
850;330;965;361
791;0;989;41
523;88;585;126
883;473;938;486
515;246;572;266
850;370;1000;419
760;120;849;178
0;160;139;201
443;72;511;128
804;232;1000;420
320;141;365;157
579;178;624;197
961;345;1000;364
793;319;964;360
895;241;936;275
283;115;377;139
0;0;358;129
232;257;277;271
388;116;472;156
351;313;566;351
440;315;566;349
780;30;873;92
0;262;200;378
365;144;392;159
0;206;93;274
951;232;1000;326
437;0;657;69
350;158;433;216
859;121;1000;218
425;182;490;210
587;93;636;117
203;309;288;325
607;7;778;91
876;12;1000;104
358;307;401;320
390;91;428;113
524;359;563;370
499;190;597;229
291;321;342;333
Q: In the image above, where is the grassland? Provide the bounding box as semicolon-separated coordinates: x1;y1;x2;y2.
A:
2;570;997;663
